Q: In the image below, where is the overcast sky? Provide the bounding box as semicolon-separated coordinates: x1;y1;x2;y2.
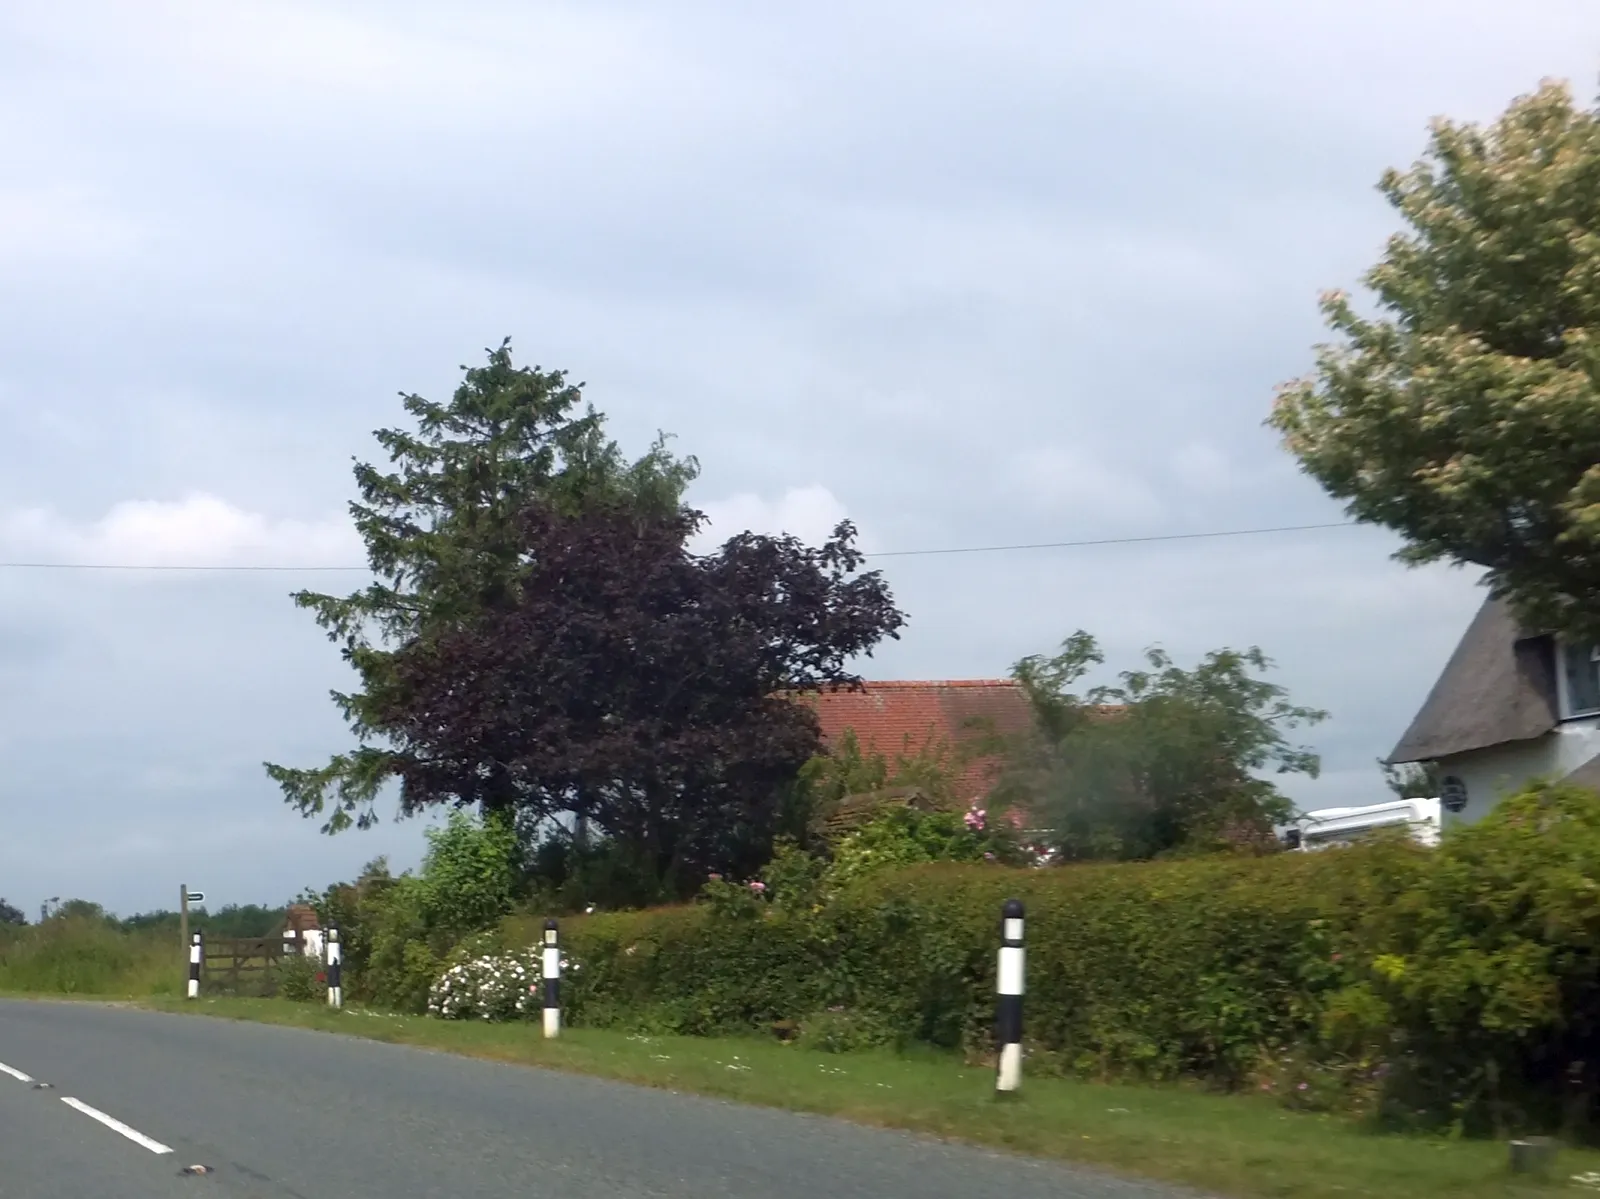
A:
2;1;1597;917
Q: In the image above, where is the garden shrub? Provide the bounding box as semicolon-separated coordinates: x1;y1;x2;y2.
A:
825;806;1023;889
303;811;523;1012
1316;780;1600;1137
277;949;326;1003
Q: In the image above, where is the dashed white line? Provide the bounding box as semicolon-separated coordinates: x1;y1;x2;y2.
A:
59;1097;173;1155
0;1060;32;1082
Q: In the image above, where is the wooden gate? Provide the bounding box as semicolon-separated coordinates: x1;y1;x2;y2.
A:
200;936;285;997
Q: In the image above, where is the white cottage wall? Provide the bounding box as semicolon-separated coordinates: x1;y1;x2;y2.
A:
1437;717;1600;826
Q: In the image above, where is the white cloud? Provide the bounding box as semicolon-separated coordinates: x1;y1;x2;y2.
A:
692;484;854;552
0;493;360;568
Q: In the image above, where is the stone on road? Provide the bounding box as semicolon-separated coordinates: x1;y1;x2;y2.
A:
0;998;1194;1198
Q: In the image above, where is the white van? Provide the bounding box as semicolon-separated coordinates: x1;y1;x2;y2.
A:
1287;797;1441;851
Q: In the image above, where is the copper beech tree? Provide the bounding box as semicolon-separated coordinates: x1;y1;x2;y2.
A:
375;503;905;887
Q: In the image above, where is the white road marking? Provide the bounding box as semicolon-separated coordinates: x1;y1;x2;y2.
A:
60;1097;173;1155
0;1061;32;1082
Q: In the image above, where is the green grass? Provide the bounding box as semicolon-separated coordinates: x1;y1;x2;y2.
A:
135;996;1599;1199
0;918;182;997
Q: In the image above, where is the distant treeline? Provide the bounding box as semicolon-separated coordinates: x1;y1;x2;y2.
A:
118;904;288;938
1;900;288;938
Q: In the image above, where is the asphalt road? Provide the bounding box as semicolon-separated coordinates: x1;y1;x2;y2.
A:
0;999;1194;1199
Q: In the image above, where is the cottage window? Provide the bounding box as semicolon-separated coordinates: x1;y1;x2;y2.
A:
1559;640;1600;719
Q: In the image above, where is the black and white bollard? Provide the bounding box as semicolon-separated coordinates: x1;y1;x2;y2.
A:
541;919;561;1038
995;898;1025;1095
187;932;202;1000
326;928;342;1010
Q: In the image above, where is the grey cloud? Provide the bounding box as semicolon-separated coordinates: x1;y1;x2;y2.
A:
0;0;1594;910
0;617;65;672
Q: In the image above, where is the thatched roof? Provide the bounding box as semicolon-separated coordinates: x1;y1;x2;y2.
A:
1387;596;1559;764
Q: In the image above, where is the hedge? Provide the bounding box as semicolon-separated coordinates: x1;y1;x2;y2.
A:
527;848;1396;1072
501;781;1600;1138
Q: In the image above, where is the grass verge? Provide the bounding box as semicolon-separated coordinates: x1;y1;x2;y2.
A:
132;996;1599;1199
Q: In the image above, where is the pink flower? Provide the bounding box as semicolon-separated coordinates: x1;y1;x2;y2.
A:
748;881;767;893
964;807;986;831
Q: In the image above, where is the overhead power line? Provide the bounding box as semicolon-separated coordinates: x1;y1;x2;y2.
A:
0;521;1358;572
866;521;1355;559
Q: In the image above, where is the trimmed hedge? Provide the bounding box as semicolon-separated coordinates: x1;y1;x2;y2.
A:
502;781;1600;1137
511;844;1417;1081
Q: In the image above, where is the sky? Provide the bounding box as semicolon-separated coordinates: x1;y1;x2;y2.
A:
1;1;1597;918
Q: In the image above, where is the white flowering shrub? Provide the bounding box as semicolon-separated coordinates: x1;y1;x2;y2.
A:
427;951;536;1021
427;948;579;1021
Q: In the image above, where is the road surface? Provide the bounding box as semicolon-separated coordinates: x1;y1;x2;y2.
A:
0;998;1193;1198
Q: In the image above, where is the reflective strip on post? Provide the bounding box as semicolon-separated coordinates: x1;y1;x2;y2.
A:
542;919;561;1038
995;898;1025;1094
326;928;343;1009
187;932;202;1000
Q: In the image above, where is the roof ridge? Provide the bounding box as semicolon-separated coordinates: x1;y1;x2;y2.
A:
851;678;1020;689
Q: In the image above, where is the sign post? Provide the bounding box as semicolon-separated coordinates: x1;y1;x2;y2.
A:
179;886;206;982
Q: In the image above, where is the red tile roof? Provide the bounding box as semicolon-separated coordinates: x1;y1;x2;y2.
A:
804;680;1035;804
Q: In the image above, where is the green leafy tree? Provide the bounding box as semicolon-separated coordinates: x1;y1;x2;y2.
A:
0;898;24;926
1382;758;1441;801
415;811;521;936
997;632;1328;860
52;899;110;923
1269;80;1600;643
265;340;698;832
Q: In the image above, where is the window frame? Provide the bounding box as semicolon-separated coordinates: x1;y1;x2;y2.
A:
1555;637;1600;720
